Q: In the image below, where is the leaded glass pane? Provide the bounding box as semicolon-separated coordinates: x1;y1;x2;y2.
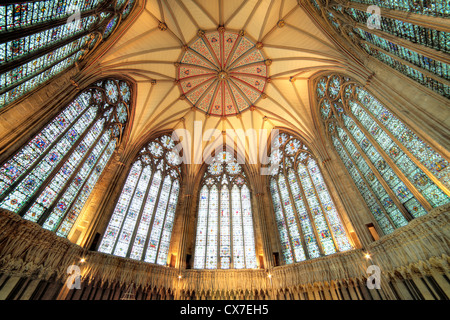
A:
220;186;231;269
318;74;450;235
98;131;181;264
0;1;128;108
194;151;257;269
194;186;209;269
268;132;354;265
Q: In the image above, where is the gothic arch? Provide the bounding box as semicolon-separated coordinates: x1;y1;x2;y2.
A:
311;72;450;237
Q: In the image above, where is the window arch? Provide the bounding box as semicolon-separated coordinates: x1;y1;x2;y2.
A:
0;0;136;108
268;132;353;265
308;1;449;98
317;73;450;235
0;77;131;237
193;150;257;269
98;134;182;265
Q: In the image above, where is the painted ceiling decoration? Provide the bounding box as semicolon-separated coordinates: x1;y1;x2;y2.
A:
176;27;269;116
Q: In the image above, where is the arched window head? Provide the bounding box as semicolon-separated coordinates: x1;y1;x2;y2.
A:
0;0;136;109
98;133;182;265
308;1;449;98
317;73;450;235
268;132;353;265
194;150;257;270
0;78;132;237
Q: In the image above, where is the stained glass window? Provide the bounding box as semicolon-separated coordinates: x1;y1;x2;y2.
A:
98;134;182;266
0;78;131;238
333;0;450;17
268;132;353;265
317;73;450;236
0;0;136;109
193;150;258;269
309;1;450;98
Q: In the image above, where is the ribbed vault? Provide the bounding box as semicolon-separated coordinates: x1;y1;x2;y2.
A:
80;0;367;176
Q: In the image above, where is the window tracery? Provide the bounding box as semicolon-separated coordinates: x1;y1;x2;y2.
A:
317;73;450;235
193;151;257;269
0;78;131;237
98;133;181;265
0;0;136;108
268;132;353;264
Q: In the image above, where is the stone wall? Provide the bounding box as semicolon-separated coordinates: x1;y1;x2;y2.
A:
0;204;448;300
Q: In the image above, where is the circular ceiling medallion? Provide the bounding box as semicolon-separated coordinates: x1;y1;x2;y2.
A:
177;28;269;116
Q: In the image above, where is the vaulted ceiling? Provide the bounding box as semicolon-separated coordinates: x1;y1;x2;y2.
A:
84;0;364;170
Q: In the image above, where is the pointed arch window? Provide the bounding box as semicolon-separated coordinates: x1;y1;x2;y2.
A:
98;134;182;265
0;78;131;237
0;0;136;108
193;151;257;269
268;133;353;265
308;1;449;98
317;74;450;235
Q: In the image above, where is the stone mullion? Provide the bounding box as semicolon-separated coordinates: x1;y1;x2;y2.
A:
304;165;341;252
347;18;450;65
192;186;209;269
110;164;145;255
352;98;450;196
361;41;450;86
346;112;433;212
125;167;156;258
320;157;371;246
0;9;98;44
275;177;297;263
282;168;311;260
314;156;356;238
0;49;85;97
330;0;450;32
217;183;222;269
340;124;413;222
0;103;94;203
229;184;234;269
1;29;93;78
334;134;397;231
205;184;219;268
41;127;112;229
15;114;102;219
154;180;174;264
141;171;168;262
292;168;325;257
239;186;249;268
